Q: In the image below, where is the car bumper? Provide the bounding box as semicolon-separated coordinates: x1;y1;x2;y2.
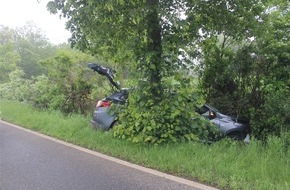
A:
91;107;115;131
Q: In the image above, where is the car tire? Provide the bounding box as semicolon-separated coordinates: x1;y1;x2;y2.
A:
227;131;246;141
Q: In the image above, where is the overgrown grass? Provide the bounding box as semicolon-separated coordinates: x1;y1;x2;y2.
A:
1;100;289;190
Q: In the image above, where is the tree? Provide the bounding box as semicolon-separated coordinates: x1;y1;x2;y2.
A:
199;1;290;139
249;1;290;139
15;22;57;78
0;43;20;83
47;0;264;87
0;26;20;82
0;23;58;80
47;0;265;143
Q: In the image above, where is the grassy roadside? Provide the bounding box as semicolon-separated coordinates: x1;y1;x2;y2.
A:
1;100;289;190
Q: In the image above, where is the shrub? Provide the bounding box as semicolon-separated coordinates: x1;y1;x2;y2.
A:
37;50;101;114
113;77;220;144
250;83;290;139
0;69;32;102
0;50;105;115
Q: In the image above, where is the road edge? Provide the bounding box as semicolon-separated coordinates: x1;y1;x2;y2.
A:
0;120;219;190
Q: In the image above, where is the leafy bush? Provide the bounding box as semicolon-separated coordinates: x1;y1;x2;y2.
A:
113;76;220;144
250;83;290;139
37;50;99;114
0;69;32;102
28;75;56;109
0;49;107;115
199;5;290;140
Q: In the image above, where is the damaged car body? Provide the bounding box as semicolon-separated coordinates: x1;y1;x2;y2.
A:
88;63;250;141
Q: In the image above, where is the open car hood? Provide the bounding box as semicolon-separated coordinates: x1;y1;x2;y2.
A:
88;63;120;89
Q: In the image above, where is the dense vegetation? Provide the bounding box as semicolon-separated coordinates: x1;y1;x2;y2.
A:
1;1;289;143
0;1;289;189
46;0;289;143
0;24;112;115
199;4;290;140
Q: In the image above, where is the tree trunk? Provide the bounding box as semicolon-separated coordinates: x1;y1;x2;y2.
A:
146;0;162;97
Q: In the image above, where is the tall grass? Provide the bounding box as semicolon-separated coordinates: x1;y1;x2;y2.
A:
1;100;289;190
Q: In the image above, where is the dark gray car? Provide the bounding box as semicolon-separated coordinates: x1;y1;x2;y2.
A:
88;63;250;141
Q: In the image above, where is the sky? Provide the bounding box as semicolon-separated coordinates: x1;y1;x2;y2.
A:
0;0;71;44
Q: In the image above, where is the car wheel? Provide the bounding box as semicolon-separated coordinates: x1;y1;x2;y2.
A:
227;131;246;141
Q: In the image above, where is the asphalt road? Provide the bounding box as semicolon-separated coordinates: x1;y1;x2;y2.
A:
0;121;217;190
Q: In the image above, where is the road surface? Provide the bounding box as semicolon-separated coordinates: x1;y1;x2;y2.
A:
0;121;218;190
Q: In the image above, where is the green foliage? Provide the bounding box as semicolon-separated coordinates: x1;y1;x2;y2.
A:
246;3;290;139
114;76;220;144
199;3;290;139
0;23;57;80
250;83;290;139
47;0;263;143
29;75;57;109
0;43;20;82
0;26;21;83
0;48;105;115
15;22;56;78
38;49;100;114
199;37;260;119
0;69;32;101
0;25;115;115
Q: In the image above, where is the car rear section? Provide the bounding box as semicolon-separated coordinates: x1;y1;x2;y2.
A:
91;90;128;130
91;99;115;130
